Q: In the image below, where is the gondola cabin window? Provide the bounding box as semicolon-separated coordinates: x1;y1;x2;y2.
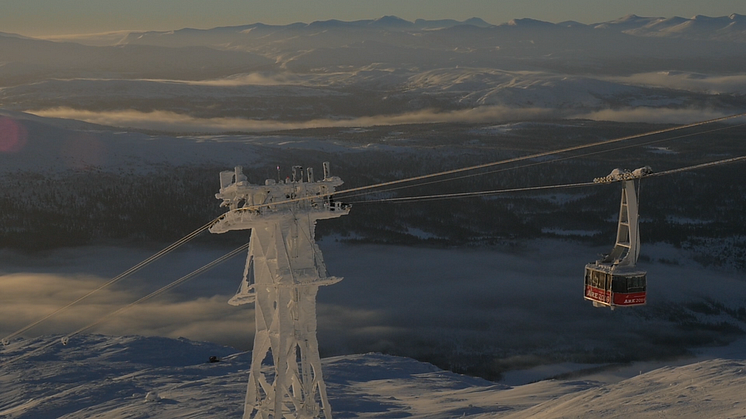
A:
591;271;607;290
612;275;646;293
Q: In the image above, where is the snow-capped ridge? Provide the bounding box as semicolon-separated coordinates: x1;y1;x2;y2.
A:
65;13;746;52
304;16;488;30
505;18;556;27
369;15;414;28
307;18;373;29
602;13;746;42
463;17;492;27
414;18;462;29
557;20;587;28
593;14;663;30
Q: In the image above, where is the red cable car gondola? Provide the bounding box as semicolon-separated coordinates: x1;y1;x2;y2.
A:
585;167;651;309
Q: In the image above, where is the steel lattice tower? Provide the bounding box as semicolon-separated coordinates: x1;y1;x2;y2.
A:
210;163;349;419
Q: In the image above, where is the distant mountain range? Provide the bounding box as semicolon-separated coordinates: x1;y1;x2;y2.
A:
83;13;746;47
2;14;746;130
3;13;745;79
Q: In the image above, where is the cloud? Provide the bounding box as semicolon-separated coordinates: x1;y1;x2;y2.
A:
609;72;746;95
27;102;743;135
38;31;135;47
574;107;734;124
0;272;252;348
175;73;309;87
27;106;557;133
96;297;253;348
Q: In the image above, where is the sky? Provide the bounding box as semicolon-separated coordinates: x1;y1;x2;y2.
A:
2;0;746;37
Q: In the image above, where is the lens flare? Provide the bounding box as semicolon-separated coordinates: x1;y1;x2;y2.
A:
0;117;28;153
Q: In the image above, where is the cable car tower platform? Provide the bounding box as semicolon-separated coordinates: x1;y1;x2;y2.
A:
210;163;350;419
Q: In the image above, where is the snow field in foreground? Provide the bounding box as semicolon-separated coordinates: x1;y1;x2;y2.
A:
1;334;745;418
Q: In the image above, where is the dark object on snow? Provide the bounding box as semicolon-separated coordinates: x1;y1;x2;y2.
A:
209;356;220;363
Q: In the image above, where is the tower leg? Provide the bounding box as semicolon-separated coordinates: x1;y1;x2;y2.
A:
242;220;333;418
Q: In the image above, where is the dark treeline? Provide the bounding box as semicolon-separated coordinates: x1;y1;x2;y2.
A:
1;121;744;269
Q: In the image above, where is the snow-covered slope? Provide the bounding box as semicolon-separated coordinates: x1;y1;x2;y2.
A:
617;13;746;43
1;334;744;418
503;358;746;419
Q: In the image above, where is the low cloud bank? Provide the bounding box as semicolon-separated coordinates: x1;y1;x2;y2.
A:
611;72;746;95
27;106;556;133
28;105;740;134
0;272;252;349
178;73;311;87
576;107;735;124
0;246;255;349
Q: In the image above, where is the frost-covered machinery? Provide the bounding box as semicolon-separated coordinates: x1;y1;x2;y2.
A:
584;167;651;309
210;163;350;419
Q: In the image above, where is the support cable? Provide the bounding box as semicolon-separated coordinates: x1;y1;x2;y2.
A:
353;181;596;203
331;113;746;198
339;122;746;202
236;112;746;212
0;243;249;368
1;217;220;344
349;154;746;204
647;155;746;177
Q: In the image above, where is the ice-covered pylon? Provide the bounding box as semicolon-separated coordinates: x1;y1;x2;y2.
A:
210;163;350;419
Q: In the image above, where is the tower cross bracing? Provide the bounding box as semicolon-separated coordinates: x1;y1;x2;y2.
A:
210;163;349;419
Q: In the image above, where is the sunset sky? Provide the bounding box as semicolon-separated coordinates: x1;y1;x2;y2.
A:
3;0;746;37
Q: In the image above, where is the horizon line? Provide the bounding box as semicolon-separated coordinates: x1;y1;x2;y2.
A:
16;12;745;40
